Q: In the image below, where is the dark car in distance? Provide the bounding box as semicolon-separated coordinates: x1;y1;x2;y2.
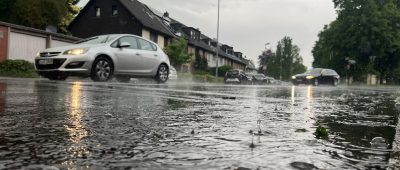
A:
224;70;252;84
251;74;270;85
291;68;340;86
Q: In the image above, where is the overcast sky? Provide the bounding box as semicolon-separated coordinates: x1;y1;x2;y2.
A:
78;0;337;67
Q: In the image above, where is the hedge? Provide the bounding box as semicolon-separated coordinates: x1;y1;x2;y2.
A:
0;60;39;78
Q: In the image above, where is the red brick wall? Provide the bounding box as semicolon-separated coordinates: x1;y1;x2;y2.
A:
0;26;8;62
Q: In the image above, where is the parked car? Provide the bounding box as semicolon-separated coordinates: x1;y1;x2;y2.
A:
291;68;340;86
169;66;178;81
251;74;270;84
35;34;171;83
224;69;251;84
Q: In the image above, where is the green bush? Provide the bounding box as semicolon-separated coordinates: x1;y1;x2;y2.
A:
192;74;223;83
209;65;233;77
0;60;39;78
177;71;223;83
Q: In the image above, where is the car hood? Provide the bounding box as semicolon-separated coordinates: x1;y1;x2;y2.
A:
41;44;105;53
253;77;267;80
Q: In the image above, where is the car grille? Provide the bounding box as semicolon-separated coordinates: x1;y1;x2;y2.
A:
39;52;61;57
35;59;66;70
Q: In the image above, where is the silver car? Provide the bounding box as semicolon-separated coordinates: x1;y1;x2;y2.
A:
35;34;171;83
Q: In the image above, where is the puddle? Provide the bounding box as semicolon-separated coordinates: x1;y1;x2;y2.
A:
0;80;399;169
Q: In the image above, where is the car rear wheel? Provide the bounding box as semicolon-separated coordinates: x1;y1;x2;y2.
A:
155;64;169;83
91;57;113;82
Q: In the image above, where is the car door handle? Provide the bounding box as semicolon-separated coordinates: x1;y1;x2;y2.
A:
154;54;158;57
136;53;140;56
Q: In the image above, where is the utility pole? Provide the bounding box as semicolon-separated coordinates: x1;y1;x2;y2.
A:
215;0;220;77
264;43;270;75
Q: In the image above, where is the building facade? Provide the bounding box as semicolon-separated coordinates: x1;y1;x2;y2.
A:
68;0;175;49
69;0;249;72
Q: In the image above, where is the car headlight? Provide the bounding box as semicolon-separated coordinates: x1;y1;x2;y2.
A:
292;76;296;79
63;48;89;55
306;76;315;79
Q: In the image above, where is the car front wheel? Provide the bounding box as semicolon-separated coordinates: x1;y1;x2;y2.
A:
91;57;113;82
155;64;169;83
333;79;338;86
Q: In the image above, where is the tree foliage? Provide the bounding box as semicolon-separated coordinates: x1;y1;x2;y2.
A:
260;36;307;80
313;0;400;83
194;55;208;71
164;37;193;68
59;0;81;33
0;0;80;33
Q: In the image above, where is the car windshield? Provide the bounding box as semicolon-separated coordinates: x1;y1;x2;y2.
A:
304;69;322;75
227;70;239;76
76;35;118;44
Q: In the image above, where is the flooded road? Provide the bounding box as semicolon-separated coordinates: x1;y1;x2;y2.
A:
0;78;399;169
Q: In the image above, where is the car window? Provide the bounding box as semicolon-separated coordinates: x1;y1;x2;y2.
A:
138;38;157;51
305;69;322;75
329;70;337;75
118;36;139;49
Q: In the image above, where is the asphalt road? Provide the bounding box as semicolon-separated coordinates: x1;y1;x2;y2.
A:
0;78;399;169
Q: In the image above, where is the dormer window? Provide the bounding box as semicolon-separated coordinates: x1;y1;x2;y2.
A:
95;7;101;17
112;5;118;16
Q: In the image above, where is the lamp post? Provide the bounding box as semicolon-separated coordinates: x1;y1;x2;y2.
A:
263;43;270;75
369;56;376;85
215;0;220;77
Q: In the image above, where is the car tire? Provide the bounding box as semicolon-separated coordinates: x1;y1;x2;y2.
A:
333;79;338;86
91;57;113;82
155;64;169;83
313;78;319;86
116;76;130;83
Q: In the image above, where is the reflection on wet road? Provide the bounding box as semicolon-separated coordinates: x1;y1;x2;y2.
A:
0;79;399;169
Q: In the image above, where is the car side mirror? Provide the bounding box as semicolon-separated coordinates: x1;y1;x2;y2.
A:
118;42;131;48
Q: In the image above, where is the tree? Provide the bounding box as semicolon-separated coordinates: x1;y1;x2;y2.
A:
8;0;66;30
260;36;306;80
59;0;81;33
164;37;192;69
0;0;80;33
193;55;208;71
258;49;274;74
313;0;400;84
0;0;15;22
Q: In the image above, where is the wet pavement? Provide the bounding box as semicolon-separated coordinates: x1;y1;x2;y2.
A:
0;78;399;169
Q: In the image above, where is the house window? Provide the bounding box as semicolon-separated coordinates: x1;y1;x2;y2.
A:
150;32;158;43
112;5;118;16
164;37;169;47
95;7;101;17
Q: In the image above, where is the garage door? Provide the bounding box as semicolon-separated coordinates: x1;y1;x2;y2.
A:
9;32;46;62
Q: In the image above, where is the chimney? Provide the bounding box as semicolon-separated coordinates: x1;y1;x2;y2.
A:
163;12;169;18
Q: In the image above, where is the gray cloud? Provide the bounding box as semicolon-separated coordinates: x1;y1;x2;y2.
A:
79;0;337;67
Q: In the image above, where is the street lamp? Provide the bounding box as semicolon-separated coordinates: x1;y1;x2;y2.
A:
369;56;376;85
215;0;220;77
263;43;270;74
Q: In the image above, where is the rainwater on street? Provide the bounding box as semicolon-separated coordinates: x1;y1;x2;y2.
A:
0;79;399;169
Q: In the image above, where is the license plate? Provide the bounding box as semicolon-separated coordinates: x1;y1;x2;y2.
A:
38;59;53;65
